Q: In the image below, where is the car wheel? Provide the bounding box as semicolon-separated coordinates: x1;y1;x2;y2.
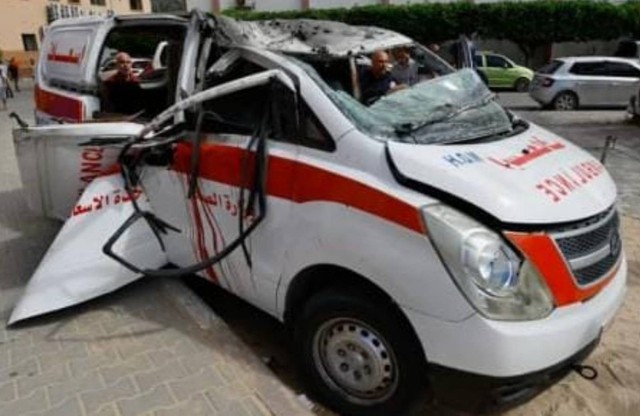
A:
553;91;578;110
514;78;530;92
293;287;425;416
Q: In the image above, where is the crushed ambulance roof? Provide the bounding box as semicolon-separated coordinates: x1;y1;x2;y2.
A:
214;16;413;58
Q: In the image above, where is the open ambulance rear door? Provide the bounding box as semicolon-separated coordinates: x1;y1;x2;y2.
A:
36;12;198;124
37;17;110;124
13;122;143;220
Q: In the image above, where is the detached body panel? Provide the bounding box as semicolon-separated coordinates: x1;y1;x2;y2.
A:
9;173;167;324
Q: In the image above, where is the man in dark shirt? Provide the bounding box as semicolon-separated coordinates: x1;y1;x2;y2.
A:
8;58;20;92
359;51;405;105
102;52;143;115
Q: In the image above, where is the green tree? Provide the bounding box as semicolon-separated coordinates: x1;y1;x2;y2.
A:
225;1;639;66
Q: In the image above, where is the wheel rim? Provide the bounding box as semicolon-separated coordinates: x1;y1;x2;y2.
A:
555;94;576;110
312;318;399;405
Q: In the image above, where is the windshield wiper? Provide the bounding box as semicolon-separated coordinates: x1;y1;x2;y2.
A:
394;92;496;137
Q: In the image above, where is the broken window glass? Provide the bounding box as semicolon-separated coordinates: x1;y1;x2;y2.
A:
291;56;512;145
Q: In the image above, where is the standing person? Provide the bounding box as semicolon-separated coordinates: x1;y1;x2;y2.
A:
0;60;12;99
0;67;8;111
391;47;419;86
8;57;20;92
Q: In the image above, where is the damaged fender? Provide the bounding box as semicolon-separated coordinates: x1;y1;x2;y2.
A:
9;173;167;325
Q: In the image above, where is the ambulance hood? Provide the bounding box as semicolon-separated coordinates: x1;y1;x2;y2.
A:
387;123;617;225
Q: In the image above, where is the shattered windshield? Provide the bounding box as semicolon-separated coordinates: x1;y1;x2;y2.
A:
294;57;513;144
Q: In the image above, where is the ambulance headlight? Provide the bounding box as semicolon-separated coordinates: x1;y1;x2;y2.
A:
422;204;553;321
462;231;518;297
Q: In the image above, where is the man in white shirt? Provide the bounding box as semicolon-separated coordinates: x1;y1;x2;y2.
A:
391;47;419;86
0;66;8;110
0;60;13;99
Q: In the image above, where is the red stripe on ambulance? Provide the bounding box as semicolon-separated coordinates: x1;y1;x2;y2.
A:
172;143;425;235
35;85;84;121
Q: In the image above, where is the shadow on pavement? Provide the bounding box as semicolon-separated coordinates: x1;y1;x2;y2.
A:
182;276;484;416
0;188;59;294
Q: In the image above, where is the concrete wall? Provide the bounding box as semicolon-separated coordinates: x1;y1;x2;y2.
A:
187;0;212;11
388;0;448;4
552;40;620;61
255;0;301;12
309;0;378;9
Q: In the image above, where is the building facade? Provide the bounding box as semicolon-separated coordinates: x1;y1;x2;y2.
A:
0;0;151;76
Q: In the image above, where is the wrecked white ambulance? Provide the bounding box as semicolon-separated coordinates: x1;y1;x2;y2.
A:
12;11;626;416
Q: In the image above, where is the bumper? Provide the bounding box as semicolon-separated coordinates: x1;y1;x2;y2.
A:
428;335;600;412
403;254;626;377
529;87;556;106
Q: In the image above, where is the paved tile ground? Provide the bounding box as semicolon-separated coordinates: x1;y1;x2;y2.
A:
0;81;311;415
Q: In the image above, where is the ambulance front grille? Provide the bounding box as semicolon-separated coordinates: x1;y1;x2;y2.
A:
572;252;620;286
553;209;621;287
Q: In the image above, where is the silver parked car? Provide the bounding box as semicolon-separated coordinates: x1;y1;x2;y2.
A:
529;56;640;110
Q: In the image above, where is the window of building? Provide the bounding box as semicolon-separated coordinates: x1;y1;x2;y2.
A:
68;0;80;4
90;0;106;6
22;34;38;52
130;0;143;10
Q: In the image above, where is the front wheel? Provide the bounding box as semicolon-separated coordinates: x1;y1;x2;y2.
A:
293;287;426;416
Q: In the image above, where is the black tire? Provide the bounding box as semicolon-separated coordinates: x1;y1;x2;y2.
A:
514;77;530;92
553;91;578;111
293;287;426;416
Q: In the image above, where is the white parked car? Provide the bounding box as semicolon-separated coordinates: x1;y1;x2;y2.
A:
13;11;627;415
626;76;640;117
530;56;640;110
